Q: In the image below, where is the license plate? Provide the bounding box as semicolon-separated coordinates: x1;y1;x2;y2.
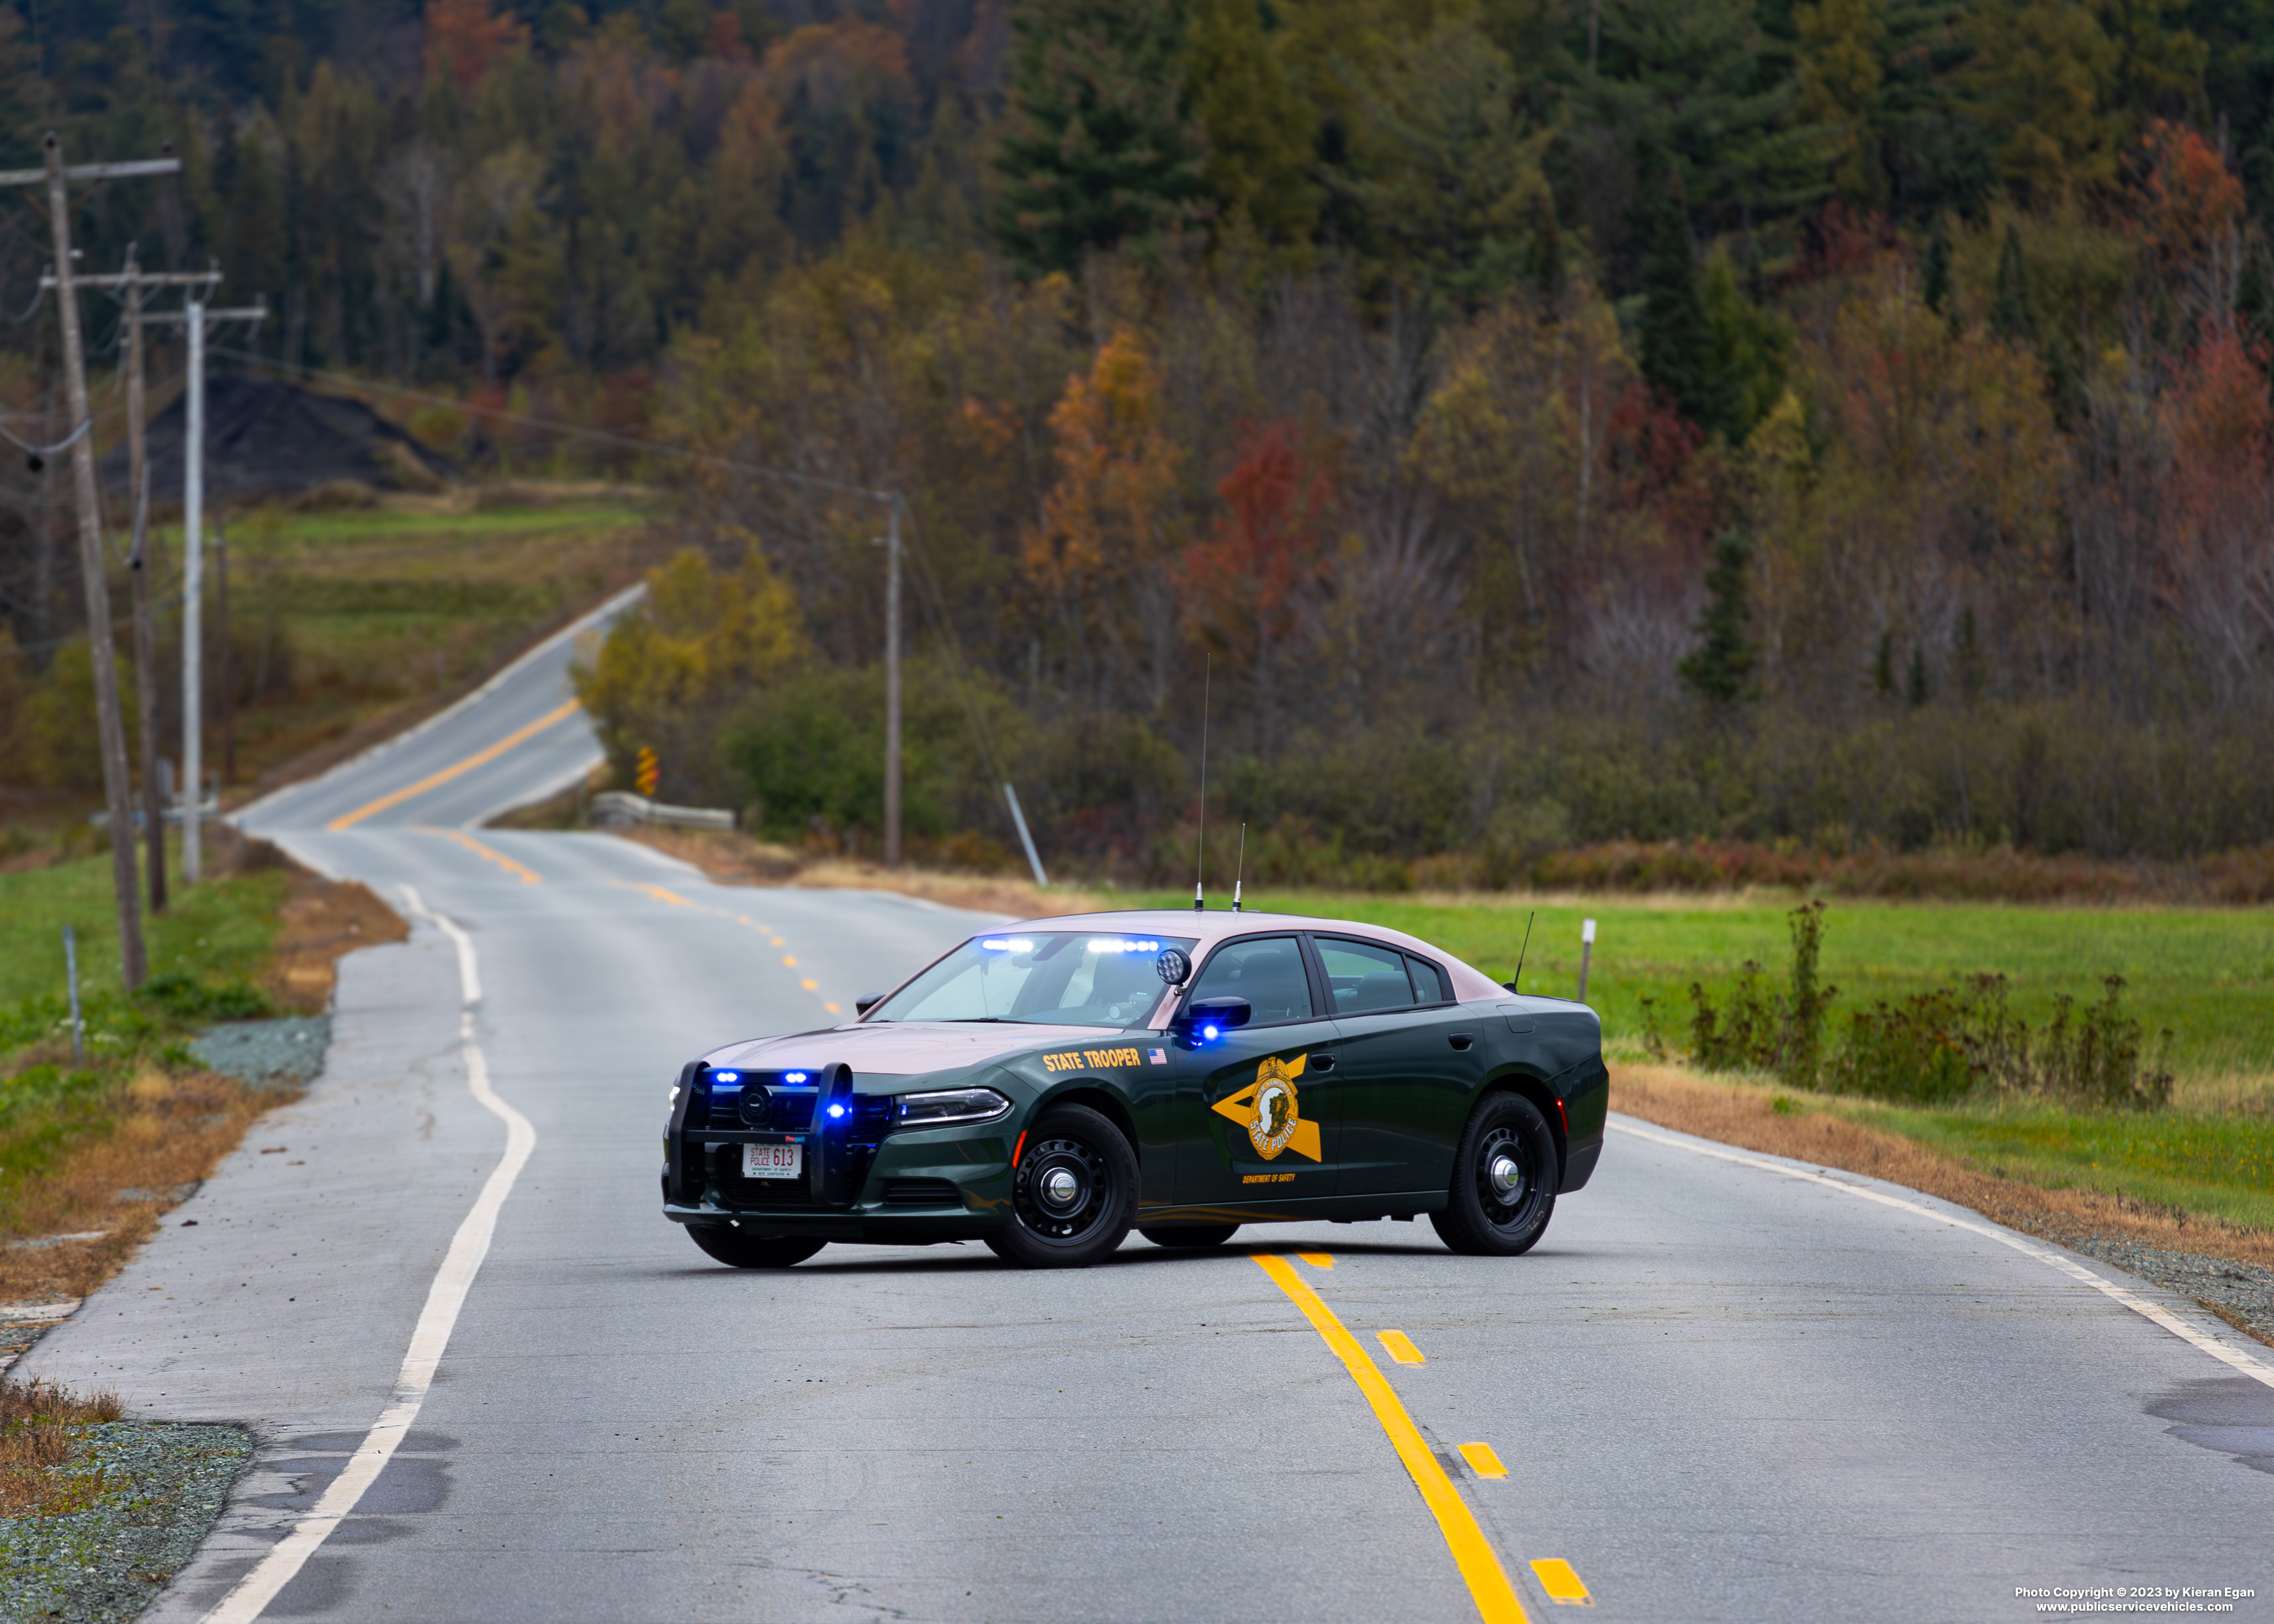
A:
741;1141;803;1179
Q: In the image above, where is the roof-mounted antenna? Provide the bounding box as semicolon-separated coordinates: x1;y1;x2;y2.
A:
1232;822;1247;912
1507;910;1536;993
1193;655;1211;912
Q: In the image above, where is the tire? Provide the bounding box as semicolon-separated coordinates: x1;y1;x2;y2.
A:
1139;1224;1240;1249
1430;1092;1557;1257
686;1225;828;1269
984;1104;1138;1269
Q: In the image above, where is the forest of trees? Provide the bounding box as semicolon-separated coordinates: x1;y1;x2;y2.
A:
6;0;2274;878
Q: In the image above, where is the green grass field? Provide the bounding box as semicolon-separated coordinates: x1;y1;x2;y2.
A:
1840;1097;2274;1230
0;845;285;1011
1132;889;2274;1085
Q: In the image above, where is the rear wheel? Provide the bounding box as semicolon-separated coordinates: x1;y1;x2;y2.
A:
1430;1092;1557;1256
985;1105;1137;1269
1139;1224;1240;1249
686;1225;828;1269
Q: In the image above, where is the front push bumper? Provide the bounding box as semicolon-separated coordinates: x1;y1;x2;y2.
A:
663;1069;1017;1244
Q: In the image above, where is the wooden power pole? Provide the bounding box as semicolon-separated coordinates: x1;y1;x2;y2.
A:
3;135;182;990
57;251;225;916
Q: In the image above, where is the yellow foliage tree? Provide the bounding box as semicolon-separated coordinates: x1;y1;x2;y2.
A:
1024;330;1185;707
576;540;808;805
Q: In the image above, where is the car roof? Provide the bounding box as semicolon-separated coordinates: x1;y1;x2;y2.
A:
975;909;1510;1004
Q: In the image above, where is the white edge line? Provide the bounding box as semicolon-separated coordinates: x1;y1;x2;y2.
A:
1607;1116;2274;1390
232;581;648;825
203;885;531;1624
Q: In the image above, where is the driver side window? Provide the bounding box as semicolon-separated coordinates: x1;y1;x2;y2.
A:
1186;937;1314;1025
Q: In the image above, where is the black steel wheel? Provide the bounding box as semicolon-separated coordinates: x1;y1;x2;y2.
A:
985;1104;1137;1268
1138;1224;1240;1249
686;1225;828;1269
1430;1092;1557;1256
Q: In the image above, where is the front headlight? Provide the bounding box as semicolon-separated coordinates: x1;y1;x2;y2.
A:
892;1087;1013;1127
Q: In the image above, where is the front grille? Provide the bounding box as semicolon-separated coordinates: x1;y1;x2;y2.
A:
881;1177;963;1208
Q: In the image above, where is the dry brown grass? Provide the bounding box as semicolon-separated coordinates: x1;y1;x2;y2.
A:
253;857;407;1014
0;1067;291;1303
614;826;1114;920
0;1377;123;1516
1613;1062;2274;1277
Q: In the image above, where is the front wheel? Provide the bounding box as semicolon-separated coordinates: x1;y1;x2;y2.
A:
686;1225;828;1269
984;1105;1137;1269
1430;1092;1557;1256
1139;1224;1239;1249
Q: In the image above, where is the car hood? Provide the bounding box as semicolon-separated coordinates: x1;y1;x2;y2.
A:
702;1021;1110;1079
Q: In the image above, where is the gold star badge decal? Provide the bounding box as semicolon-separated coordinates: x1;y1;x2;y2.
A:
1212;1054;1321;1162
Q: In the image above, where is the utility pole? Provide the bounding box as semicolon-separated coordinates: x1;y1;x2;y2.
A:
54;253;223;916
3;134;183;990
215;513;234;785
125;251;163;912
883;500;902;871
184;295;205;880
133;291;264;882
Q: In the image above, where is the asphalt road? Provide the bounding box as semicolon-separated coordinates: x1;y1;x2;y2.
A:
26;604;2274;1624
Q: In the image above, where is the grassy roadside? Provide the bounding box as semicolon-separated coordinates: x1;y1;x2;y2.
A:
1612;1063;2274;1345
0;839;403;1302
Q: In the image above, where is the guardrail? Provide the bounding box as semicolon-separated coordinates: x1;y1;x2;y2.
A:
587;790;735;831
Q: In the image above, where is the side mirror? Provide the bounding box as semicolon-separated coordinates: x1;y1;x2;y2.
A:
1179;996;1252;1045
855;995;881;1016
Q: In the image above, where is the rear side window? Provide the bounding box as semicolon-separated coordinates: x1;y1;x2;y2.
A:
1188;936;1314;1025
1406;955;1453;1005
1315;937;1416;1015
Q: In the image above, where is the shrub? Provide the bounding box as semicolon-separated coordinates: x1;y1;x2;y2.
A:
137;974;273;1022
1690;908;2174;1109
1687;901;1835;1085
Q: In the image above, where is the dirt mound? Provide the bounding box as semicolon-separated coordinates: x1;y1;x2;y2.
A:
101;376;456;501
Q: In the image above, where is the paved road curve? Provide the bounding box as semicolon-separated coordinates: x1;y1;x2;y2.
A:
28;605;2274;1623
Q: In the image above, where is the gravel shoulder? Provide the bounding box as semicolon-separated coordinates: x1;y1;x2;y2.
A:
0;1423;252;1624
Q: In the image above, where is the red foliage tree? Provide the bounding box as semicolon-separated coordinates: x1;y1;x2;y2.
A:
1176;421;1335;741
424;0;531;91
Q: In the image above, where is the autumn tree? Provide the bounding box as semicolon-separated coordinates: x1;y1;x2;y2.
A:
1176;421;1335;753
1025;331;1185;709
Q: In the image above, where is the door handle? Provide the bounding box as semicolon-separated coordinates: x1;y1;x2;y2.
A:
1449;1033;1475;1051
1308;1052;1336;1071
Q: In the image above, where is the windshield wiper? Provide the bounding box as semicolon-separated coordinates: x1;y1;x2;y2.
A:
945;1016;1022;1023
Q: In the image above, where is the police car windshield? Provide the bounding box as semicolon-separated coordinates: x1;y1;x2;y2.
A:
867;932;1198;1029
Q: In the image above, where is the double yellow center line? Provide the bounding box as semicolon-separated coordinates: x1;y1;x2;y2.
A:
326;699;583;831
1253;1254;1595;1617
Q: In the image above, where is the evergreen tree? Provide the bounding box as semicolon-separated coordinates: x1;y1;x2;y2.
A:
1678;530;1759;704
1989;223;2034;341
1905;643;1929;706
1703;246;1791;442
1794;0;1886;205
1634;159;1721;429
1955;606;1985;703
1873;630;1896;696
1185;0;1317;248
1335;22;1553;310
994;0;1205;274
1583;0;1838;236
1921;212;1952;315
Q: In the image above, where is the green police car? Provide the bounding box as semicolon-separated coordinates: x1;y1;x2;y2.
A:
661;910;1607;1269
